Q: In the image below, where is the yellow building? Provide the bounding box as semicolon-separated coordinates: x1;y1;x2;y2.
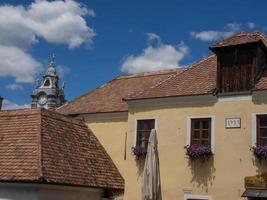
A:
58;32;267;200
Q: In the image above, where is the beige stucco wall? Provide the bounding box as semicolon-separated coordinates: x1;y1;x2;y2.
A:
85;97;267;200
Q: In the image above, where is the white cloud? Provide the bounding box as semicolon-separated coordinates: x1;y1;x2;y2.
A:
190;31;233;42
146;33;161;42
225;23;242;32
0;0;95;84
190;22;244;42
0;45;42;83
121;41;189;73
6;83;24;91
0;0;95;49
1;99;30;110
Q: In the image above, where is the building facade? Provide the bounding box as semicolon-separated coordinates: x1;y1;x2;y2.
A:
58;32;267;200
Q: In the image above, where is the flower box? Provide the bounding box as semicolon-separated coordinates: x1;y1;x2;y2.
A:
132;146;147;157
185;144;212;159
251;145;267;159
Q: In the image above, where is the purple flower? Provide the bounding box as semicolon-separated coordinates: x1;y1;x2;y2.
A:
251;145;267;159
185;144;212;159
132;146;147;156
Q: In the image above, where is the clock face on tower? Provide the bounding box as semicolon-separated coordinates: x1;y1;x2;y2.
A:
38;95;47;105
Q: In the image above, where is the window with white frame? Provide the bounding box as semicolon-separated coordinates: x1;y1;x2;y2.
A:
191;118;211;147
136;119;155;149
256;114;267;146
187;116;215;152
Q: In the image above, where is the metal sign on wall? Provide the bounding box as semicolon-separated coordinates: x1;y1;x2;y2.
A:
225;118;241;128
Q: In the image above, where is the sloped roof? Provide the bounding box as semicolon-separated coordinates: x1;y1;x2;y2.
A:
125;55;217;100
57;32;267;114
57;68;184;115
256;70;267;90
0;108;124;190
210;31;267;50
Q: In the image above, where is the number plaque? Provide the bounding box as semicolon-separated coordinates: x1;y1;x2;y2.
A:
225;118;241;128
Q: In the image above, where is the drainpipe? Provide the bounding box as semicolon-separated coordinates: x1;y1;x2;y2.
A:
0;96;3;110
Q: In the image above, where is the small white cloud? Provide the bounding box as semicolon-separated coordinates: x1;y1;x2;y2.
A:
121;41;189;73
190;31;233;42
190;22;244;42
225;23;242;32
1;99;30;110
6;83;24;90
248;22;256;29
146;33;161;42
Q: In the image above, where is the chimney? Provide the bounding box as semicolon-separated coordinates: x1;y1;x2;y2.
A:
0;96;3;110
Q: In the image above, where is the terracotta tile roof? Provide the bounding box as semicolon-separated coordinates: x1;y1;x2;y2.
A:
125;55;217;100
56;68;184;115
210;31;267;50
0;108;124;190
256;70;267;90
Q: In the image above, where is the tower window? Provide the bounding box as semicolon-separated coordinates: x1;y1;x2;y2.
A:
44;79;50;87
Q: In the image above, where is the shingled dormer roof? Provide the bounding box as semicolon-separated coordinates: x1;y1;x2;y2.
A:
209;31;267;50
0;108;124;190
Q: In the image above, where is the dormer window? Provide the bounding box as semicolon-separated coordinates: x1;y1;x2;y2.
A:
218;47;254;93
210;32;267;94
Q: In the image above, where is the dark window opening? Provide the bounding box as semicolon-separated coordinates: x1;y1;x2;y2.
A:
44;79;50;87
257;115;267;146
136;119;155;149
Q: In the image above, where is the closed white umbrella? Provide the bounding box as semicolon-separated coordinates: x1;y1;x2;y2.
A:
142;129;162;200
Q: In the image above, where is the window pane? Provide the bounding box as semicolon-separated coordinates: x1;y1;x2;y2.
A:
260;115;267;127
192;139;200;145
202;140;209;146
260;128;267;137
202;119;210;129
202;130;209;139
193;120;200;129
193;131;200;139
137;119;155;131
259;138;267;146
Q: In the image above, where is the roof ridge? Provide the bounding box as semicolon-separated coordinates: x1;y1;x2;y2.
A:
116;68;183;80
125;54;215;100
42;109;85;126
0;108;39;116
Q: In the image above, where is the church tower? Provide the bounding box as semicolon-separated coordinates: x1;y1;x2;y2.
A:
31;53;66;109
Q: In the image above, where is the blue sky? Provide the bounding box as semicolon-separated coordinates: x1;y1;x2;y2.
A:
1;0;266;109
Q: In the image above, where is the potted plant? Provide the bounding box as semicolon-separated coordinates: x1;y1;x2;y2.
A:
250;145;267;159
132;146;147;157
185;144;213;159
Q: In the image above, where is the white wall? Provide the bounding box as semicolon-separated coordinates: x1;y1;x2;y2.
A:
0;183;104;200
